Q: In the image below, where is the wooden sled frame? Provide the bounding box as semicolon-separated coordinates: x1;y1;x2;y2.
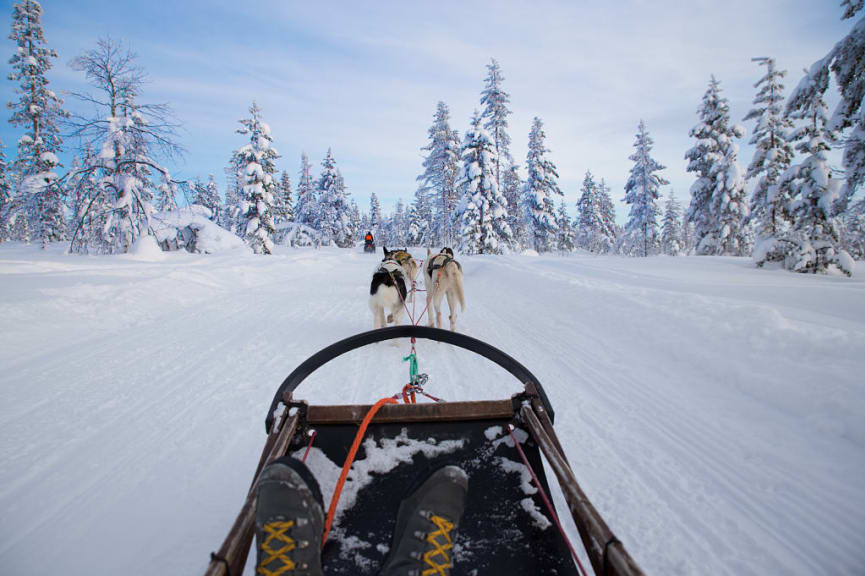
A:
204;326;645;576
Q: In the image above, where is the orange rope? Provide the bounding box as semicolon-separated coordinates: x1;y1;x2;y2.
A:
322;396;398;546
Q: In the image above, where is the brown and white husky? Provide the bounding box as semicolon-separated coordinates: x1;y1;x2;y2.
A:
424;247;465;331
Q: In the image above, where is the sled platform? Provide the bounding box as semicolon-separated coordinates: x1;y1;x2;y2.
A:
302;400;577;574
204;326;645;576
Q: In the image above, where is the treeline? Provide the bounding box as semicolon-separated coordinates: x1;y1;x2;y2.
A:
0;1;863;277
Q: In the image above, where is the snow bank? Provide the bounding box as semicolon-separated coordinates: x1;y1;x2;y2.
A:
151;206;248;254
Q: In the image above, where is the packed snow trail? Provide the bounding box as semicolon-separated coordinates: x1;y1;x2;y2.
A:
0;244;863;575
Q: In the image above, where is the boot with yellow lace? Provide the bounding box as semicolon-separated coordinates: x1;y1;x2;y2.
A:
379;465;468;576
255;457;325;576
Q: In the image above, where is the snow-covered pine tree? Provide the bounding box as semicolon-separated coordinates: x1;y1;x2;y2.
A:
7;0;69;247
234;101;279;254
661;191;683;256
776;67;853;275
68;38;180;254
315;149;353;247
416;101;461;247
0;138;11;241
156;174;178;212
480;58;513;197
556;199;575;252
391;199;409;247
522;117;562;252
349;199;361;242
801;1;865;213
681;210;694;254
195;174;221;222
685;77;749;256
501;162;524;249
457;110;512;254
408;185;431;246
744;57;795;265
597;178;618;253
623;120;668;256
576;170;602;252
843;196;865;259
369;191;382;238
277;171;294;225
294;153;316;226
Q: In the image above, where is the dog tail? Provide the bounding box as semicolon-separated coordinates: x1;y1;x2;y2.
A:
449;262;465;312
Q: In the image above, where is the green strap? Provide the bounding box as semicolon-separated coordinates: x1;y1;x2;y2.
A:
403;351;419;384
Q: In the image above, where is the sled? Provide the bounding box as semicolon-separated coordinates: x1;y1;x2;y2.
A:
204;326;645;576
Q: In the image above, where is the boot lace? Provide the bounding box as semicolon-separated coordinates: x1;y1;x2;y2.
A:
422;514;454;576
258;520;296;575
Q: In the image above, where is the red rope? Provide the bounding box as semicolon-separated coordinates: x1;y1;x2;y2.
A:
507;425;589;576
322;396;398;546
301;429;317;463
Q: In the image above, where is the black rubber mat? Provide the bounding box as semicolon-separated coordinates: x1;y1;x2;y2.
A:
289;416;578;575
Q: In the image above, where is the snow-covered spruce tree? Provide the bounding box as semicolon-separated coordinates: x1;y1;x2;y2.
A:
349;199;361;242
744;57;795;265
685;77;749;256
315;149;353;247
556;199;575;252
597;178;618;253
775;67;853;275
408;185;432;246
501;162;524;249
220;160;243;234
623;120;668;256
457;111;512;254
390;199;409;247
0;138;11;241
799;0;865;213
272;170;294;226
661;191;683;256
67;38;180;254
233;101;279;254
368;191;382;237
156;174;178;212
843;196;865;259
294;152;316;226
480;58;513;197
576;170;602;252
522;117;562;252
7;0;69;247
195;174;221;222
680;210;694;254
416;101;461;247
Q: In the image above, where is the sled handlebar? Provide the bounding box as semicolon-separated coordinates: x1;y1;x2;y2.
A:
266;325;555;433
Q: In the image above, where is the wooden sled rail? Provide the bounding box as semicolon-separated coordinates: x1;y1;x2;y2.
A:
522;403;646;576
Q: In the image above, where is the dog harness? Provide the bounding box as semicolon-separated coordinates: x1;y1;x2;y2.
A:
426;253;461;278
372;259;408;300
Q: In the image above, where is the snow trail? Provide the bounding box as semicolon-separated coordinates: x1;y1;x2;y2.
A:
1;245;863;575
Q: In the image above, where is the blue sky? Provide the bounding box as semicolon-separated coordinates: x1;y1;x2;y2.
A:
0;0;854;221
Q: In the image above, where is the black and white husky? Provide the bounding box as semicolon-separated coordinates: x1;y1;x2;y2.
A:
369;254;408;329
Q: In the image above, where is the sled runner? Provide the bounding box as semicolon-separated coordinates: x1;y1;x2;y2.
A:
204;326;645;576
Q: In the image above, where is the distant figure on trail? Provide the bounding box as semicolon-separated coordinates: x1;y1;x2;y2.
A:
364;231;376;253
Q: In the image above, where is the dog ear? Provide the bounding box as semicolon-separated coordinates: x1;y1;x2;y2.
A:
382;246;388;256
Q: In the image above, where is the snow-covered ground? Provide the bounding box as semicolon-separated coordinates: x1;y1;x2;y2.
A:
1;244;863;576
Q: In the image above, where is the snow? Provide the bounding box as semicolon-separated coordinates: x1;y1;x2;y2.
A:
1;246;864;576
127;234;165;260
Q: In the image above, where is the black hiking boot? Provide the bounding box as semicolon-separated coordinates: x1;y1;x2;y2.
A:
255;457;325;576
379;465;468;576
